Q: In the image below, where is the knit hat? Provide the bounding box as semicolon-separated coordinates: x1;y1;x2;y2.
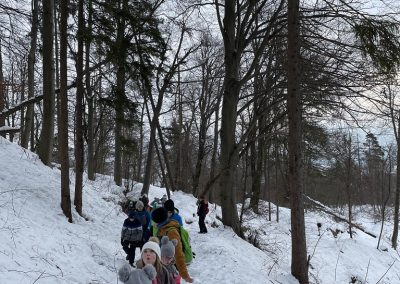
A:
142;240;161;259
163;199;175;213
136;200;144;211
151;207;168;224
118;263;156;284
160;235;177;258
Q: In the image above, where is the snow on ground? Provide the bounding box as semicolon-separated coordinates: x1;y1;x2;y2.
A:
1;136;400;283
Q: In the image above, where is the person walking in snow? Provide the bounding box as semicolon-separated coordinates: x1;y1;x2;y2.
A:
196;196;209;234
163;199;183;226
121;210;144;266
152;207;194;283
136;238;174;284
136;200;152;247
160;235;181;284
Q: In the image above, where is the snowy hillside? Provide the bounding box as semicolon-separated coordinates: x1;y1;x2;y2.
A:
1;136;400;284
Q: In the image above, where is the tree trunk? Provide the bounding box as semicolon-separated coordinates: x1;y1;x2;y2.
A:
86;0;95;181
0;39;5;138
74;0;85;215
208;95;221;203
37;0;55;166
59;0;72;222
392;123;400;248
218;0;241;233
21;0;39;149
287;0;309;283
136;103;145;181
113;0;128;187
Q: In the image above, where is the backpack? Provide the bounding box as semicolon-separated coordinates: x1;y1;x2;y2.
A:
165;226;194;264
204;203;209;214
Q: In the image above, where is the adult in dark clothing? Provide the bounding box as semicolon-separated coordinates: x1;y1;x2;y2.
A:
196;196;209;233
121;210;144;266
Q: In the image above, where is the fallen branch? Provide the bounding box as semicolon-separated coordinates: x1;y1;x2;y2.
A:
303;194;377;238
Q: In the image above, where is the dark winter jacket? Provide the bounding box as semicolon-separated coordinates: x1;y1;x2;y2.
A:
121;216;143;242
197;200;208;216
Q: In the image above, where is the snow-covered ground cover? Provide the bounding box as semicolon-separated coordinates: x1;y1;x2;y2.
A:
1;136;400;283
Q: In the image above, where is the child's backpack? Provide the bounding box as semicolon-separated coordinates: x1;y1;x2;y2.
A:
165;226;194;264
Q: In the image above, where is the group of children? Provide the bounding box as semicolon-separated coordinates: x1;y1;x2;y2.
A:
119;194;209;284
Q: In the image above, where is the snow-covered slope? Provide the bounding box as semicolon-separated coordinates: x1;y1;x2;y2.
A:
2;136;400;284
0;137;294;283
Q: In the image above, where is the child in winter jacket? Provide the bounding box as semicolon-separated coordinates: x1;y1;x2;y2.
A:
121;210;144;265
160;236;181;284
118;263;156;284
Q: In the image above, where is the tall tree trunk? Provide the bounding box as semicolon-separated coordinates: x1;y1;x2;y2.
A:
392;115;400;248
21;0;38;148
287;0;309;283
346;135;353;238
59;0;72;222
54;0;60;162
86;0;95;181
156;121;176;191
136;103;145;181
175;67;183;190
208;95;221;203
218;0;241;233
0;39;5;138
74;0;85;215
37;0;55;165
113;0;128;187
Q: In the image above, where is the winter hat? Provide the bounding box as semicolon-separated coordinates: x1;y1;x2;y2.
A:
151;207;168;224
142;240;161;259
118;263;156;284
163;199;175;213
160;235;177;258
136;200;144;211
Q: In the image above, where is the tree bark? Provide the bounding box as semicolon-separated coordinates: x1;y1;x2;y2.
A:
37;0;55;166
287;0;309;282
21;0;39;149
74;0;85;215
59;0;72;222
0;39;5;138
86;0;95;181
113;0;128;187
392;115;400;249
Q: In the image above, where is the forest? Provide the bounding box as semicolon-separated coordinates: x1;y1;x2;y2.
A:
1;1;400;283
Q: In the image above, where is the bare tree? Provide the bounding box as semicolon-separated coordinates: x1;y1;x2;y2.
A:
37;0;55;166
214;0;285;232
21;0;39;150
0;38;4;138
59;0;72;222
287;0;309;282
74;0;85;215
